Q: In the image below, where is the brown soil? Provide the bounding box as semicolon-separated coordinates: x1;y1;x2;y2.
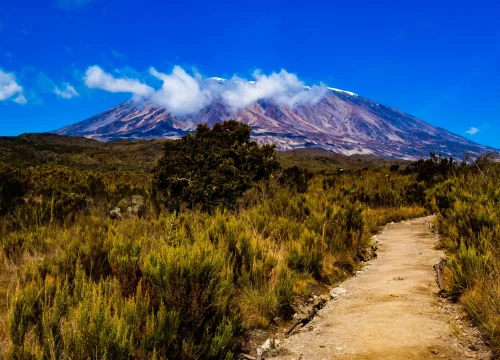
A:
267;216;491;360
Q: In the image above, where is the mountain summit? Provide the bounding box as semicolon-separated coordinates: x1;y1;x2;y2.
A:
56;87;494;159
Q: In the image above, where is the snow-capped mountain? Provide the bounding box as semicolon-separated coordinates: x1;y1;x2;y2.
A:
55;87;495;159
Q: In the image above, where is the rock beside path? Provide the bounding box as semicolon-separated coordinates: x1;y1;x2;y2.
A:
329;287;347;299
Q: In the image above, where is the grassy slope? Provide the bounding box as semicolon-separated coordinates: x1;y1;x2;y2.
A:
0;134;165;171
0;133;427;359
0;133;409;172
279;148;410;173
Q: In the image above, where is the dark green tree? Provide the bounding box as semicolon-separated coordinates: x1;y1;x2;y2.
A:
0;165;26;215
153;121;281;211
279;166;313;193
404;152;457;183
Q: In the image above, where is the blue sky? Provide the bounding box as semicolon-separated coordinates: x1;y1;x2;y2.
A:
0;0;498;148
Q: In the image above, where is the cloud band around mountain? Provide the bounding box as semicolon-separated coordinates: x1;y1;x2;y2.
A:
83;65;328;116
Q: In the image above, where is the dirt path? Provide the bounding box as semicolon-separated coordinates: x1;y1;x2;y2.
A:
268;216;491;360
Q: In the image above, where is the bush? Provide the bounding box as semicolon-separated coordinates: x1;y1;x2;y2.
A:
140;242;238;359
1;144;440;359
153;121;281;212
0;165;26;216
429;158;500;355
279;166;313;193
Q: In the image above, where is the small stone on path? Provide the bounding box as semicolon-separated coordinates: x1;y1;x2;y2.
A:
330;287;347;299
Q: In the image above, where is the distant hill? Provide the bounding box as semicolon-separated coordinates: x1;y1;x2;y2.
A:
278;148;409;173
0;133;408;172
55;86;497;159
0;133;164;171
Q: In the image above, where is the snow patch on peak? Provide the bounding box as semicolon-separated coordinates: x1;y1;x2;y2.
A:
328;87;358;97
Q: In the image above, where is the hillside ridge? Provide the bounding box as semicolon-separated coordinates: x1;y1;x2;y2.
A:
0;133;407;172
55;89;496;160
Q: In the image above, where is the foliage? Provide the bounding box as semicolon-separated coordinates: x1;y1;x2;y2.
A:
428;156;500;355
404;152;457;183
278;148;409;174
0;127;435;359
279;166;313;193
0;165;26;216
0;133;166;171
153;121;281;212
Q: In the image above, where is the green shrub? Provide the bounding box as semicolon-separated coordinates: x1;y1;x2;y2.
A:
153;121;281;212
1;143;441;358
279;166;313;193
141;242;238;359
430;158;500;354
0;165;26;216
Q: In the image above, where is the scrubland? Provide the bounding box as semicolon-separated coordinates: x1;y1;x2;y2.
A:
0;166;427;359
0;125;497;359
428;155;500;356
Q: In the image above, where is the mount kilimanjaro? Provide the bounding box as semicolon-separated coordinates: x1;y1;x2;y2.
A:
56;86;494;160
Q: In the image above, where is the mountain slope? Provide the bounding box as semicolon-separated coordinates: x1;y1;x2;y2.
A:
56;89;495;159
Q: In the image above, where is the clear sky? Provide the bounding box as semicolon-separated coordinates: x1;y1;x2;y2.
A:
0;0;498;148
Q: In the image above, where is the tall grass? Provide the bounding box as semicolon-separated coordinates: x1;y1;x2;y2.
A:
0;164;428;359
428;159;500;355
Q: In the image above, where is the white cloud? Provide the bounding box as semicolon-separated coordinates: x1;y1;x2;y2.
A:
4;68;78;104
13;94;27;104
55;83;79;99
83;65;154;98
466;127;480;135
0;69;26;104
220;70;327;109
149;66;213;115
83;65;328;116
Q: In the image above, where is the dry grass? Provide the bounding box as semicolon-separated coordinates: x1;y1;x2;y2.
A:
240;286;279;329
0;254;15;358
430;160;500;355
462;278;500;352
0;152;433;358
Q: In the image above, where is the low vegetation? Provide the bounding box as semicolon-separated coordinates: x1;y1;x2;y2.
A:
426;154;500;356
153;121;280;212
0;133;165;171
0;133;407;173
3;122;497;358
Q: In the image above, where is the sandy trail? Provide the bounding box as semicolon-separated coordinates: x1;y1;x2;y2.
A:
269;216;490;360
